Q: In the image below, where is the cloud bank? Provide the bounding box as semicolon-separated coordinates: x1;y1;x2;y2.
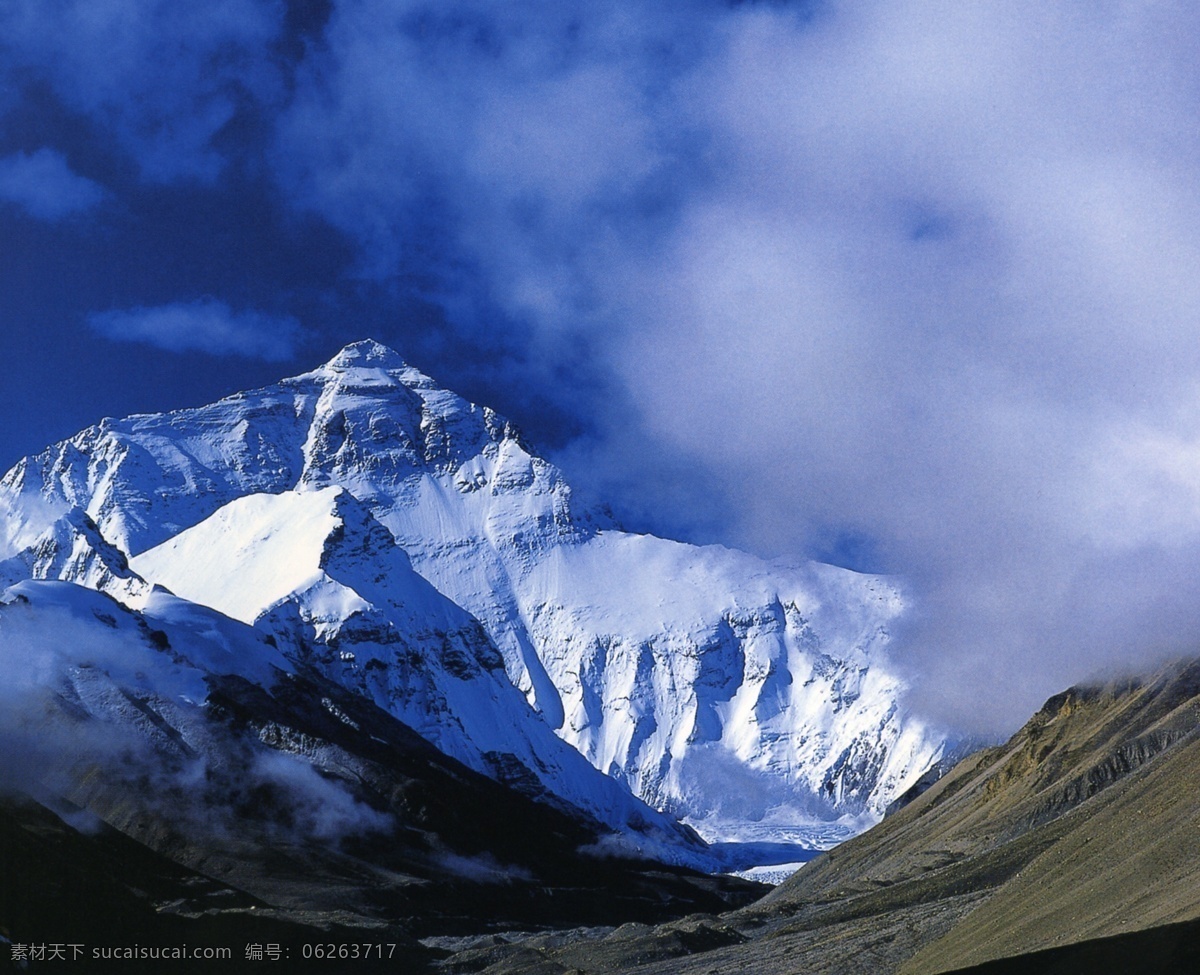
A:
269;0;1200;731
9;0;1200;732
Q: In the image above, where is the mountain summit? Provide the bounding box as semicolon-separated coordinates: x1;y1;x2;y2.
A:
325;337;415;369
0;340;947;850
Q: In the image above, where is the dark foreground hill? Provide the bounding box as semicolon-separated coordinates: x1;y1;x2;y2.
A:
0;664;763;973
434;658;1200;974
0;587;764;974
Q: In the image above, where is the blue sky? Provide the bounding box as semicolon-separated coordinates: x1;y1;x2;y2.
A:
5;0;1200;731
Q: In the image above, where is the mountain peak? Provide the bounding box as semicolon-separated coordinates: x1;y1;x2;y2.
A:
325;339;410;371
0;335;944;849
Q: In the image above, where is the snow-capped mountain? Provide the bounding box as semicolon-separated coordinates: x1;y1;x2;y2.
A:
0;339;947;846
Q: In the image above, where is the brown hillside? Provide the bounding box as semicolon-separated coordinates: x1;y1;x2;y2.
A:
437;658;1200;974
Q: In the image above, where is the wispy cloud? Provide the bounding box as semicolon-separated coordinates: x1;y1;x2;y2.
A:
0;589;390;843
272;1;705;318
0;0;284;182
88;299;305;361
0;148;106;220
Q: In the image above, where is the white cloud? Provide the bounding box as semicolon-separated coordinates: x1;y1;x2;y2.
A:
88;299;306;361
0;148;106;220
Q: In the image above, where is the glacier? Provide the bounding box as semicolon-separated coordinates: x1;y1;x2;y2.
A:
0;339;948;855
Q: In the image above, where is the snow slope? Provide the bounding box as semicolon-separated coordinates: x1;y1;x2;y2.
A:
0;339;948;844
0;578;291;777
130;486;707;858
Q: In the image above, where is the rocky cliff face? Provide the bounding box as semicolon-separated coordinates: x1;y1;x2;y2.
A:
0;339;947;845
